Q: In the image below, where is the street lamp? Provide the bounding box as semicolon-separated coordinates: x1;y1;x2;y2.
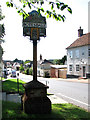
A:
22;10;51;114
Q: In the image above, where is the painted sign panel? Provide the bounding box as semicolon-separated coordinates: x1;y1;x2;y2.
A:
23;10;46;37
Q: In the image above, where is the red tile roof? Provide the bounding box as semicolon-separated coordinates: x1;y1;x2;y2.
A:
66;32;90;49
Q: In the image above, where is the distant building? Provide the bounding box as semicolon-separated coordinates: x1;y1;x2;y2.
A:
3;60;13;68
13;62;20;71
66;27;90;78
37;54;53;77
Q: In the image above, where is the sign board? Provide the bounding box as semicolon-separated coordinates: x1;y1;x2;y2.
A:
31;28;39;40
23;10;46;38
23;28;46;37
23;22;46;28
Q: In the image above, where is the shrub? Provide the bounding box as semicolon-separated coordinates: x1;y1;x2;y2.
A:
44;71;50;78
29;68;33;75
19;64;24;72
24;67;33;75
24;68;29;75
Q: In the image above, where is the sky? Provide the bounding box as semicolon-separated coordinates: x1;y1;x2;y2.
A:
0;0;89;61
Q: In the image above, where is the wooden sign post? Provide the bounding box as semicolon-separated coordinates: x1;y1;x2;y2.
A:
22;10;51;114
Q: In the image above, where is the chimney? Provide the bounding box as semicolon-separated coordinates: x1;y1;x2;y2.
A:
78;26;83;37
40;54;42;60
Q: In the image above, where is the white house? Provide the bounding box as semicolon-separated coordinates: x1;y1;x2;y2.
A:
37;55;53;77
66;27;90;78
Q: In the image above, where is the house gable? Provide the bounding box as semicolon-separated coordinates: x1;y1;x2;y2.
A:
66;28;90;78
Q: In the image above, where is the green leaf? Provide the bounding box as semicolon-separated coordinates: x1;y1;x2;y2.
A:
10;3;13;7
19;12;23;16
37;8;41;15
51;4;54;10
28;2;31;9
6;2;9;5
46;10;49;14
68;7;72;14
59;2;64;6
17;10;20;13
46;10;51;18
53;10;55;13
40;1;44;6
61;5;68;11
23;4;26;8
56;3;60;9
58;14;65;22
6;2;10;7
49;2;53;4
53;14;57;19
40;8;44;12
47;14;49;18
58;17;61;21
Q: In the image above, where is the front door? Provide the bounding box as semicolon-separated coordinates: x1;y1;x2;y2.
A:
83;66;86;77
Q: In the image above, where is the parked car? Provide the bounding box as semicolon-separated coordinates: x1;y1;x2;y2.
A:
3;69;8;78
7;68;12;75
11;70;16;77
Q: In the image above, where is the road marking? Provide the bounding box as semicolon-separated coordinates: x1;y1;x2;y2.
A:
57;93;89;106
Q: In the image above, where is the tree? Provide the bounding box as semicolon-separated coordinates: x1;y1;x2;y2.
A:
60;55;67;64
53;55;67;65
13;58;19;62
13;58;24;64
0;5;5;40
6;0;72;22
0;5;5;20
24;60;31;65
19;64;24;72
0;5;5;62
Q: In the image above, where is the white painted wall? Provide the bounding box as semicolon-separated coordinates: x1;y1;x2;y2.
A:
67;45;90;77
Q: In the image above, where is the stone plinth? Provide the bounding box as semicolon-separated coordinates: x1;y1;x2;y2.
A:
22;80;51;114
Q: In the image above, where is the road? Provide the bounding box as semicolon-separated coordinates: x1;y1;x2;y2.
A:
19;73;89;110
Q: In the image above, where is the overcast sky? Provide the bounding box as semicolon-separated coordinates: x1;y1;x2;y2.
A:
1;0;89;61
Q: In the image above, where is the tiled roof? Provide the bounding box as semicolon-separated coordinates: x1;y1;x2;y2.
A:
38;59;53;65
66;32;90;49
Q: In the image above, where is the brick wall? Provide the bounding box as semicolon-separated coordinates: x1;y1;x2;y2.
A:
50;68;67;79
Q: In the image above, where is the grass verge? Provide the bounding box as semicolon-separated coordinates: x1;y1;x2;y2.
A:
2;101;90;120
2;79;52;95
2;79;25;94
0;77;4;80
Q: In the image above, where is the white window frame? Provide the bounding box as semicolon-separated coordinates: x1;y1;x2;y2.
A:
69;65;73;71
76;65;79;71
75;50;79;58
82;50;84;56
88;65;90;73
70;51;73;58
88;49;90;57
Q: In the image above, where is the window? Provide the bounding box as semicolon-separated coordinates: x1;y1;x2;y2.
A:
89;65;90;72
75;50;79;58
88;49;90;57
70;51;73;58
76;65;79;71
69;65;73;71
82;50;84;55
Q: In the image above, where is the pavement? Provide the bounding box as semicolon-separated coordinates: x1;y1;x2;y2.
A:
1;92;68;104
51;78;89;84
